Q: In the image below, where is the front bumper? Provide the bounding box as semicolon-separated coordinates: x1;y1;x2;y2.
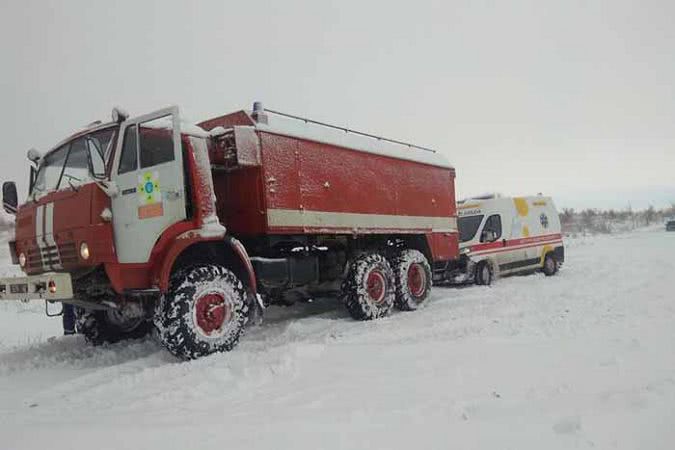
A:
0;272;73;301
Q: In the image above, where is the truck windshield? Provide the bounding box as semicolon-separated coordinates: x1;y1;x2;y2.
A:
32;128;116;196
458;215;484;242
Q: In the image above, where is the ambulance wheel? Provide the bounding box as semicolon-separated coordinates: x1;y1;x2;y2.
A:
475;261;493;286
392;249;432;311
157;265;249;360
76;308;152;345
542;253;558;276
341;253;395;320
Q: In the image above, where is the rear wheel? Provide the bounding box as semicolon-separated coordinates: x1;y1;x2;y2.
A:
341;253;395;320
76;306;152;345
392;249;432;311
542;253;558;276
156;265;249;360
475;260;493;286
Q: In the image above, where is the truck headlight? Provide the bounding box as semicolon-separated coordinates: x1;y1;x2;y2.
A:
80;242;90;260
19;253;26;267
460;247;471;255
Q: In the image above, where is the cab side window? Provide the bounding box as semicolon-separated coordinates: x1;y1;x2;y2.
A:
139;118;175;168
118;126;138;174
481;214;502;242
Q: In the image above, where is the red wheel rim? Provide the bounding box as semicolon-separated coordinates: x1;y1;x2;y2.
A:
407;263;426;297
195;292;231;335
366;270;386;304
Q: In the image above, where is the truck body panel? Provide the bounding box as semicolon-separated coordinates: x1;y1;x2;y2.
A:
199;109;459;263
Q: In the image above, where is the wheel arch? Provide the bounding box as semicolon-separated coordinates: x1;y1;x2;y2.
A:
400;235;434;264
475;255;498;278
156;236;257;295
540;244;555;265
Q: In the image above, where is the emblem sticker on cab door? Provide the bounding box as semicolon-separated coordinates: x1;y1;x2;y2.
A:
137;171;164;219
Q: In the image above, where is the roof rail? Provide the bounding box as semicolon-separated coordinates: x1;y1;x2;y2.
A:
459;193;502;202
263;107;437;153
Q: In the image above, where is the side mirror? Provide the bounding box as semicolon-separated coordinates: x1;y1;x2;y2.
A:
27;148;42;165
2;181;18;215
112;106;129;123
29;166;36;195
481;229;497;243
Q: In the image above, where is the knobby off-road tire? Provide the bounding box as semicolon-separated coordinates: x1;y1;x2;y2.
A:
76;308;153;345
392;249;432;311
542;253;558;276
341;253;395;321
156;265;249;360
475;260;493;286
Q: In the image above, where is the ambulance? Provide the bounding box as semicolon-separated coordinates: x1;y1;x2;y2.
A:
456;195;564;285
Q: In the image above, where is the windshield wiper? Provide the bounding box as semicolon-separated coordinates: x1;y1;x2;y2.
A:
62;173;82;192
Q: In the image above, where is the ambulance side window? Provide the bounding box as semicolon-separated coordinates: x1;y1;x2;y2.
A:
481;214;502;242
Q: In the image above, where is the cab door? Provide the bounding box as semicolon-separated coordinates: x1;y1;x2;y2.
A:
110;107;186;263
479;214;511;271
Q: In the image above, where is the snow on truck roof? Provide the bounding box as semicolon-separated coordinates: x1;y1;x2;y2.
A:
250;108;454;170
39;117;206;160
37;105;452;170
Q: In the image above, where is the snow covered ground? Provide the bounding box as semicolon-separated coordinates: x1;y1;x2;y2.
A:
1;228;674;450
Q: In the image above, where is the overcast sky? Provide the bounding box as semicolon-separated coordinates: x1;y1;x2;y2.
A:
1;0;674;210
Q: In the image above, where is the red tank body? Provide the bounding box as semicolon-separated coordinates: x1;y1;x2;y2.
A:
199;110;459;263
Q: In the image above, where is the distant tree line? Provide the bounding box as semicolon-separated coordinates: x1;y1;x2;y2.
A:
2;203;675;236
560;202;675;235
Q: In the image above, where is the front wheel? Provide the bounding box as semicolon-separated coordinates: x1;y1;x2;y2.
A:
475;260;493;286
156;265;249;360
76;306;152;345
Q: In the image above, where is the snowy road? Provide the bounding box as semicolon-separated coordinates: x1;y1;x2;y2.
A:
1;229;674;450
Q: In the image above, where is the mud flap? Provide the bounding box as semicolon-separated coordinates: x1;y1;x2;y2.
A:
247;293;265;326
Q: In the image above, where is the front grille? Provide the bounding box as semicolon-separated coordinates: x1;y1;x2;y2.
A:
58;242;77;265
26;240;78;270
26;247;43;270
40;244;60;268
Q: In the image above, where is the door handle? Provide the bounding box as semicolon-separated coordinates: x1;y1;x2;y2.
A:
164;190;181;201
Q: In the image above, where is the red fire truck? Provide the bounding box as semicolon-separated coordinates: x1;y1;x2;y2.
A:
0;103;459;359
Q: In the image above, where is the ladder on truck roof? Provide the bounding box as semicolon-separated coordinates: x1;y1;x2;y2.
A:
261;106;438;154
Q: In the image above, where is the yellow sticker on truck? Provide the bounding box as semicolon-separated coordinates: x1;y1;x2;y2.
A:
137;171;164;219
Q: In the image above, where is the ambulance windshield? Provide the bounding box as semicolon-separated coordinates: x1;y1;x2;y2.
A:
458;215;484;242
